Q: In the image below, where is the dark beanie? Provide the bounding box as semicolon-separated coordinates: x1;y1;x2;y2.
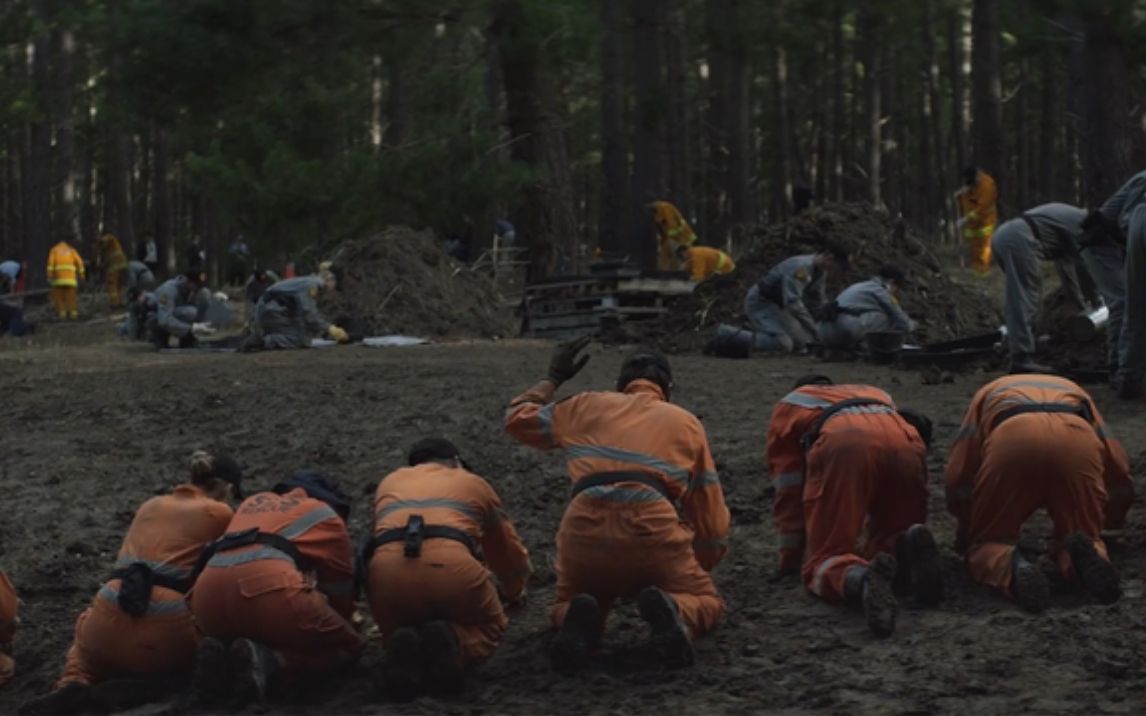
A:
408;438;461;467
272;470;352;521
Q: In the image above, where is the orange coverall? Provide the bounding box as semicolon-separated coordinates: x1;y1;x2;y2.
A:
0;571;17;687
366;463;532;666
767;384;903;574
957;170;998;274
652;201;699;270
683;246;735;282
945;375;1133;596
506;379;730;640
46;241;85;318
189;489;365;673
98;234;129;306
57;485;233;687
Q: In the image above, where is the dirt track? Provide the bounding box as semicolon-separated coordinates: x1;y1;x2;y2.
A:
2;326;1145;715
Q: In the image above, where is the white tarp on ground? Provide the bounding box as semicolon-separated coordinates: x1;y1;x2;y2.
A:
308;335;429;348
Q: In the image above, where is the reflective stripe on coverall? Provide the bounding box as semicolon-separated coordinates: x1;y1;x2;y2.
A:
57;485;233;687
685;247;735;282
745;254;825;352
651;201;698;270
958;170;998;274
47;242;85;318
189;489;365;673
766;384;896;573
944;375;1133;597
253;277;330;349
368;463;532;666
0;571;17;686
802;405;928;603
505;379;730;640
816;278;914;350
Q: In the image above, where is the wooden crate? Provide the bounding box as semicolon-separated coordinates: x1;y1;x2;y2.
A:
522;271;693;339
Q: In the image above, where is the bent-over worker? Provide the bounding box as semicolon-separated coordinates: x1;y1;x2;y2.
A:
649;199;699;270
151;272;213;349
816;265;914;351
242;265;348;351
677;245;735;282
505;339;730;673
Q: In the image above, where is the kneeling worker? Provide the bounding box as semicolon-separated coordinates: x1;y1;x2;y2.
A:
946;375;1133;612
242;264;349;351
189;471;364;707
766;376;942;636
816;265;914;351
151;271;215;349
364;438;532;698
677;245;735;283
505;338;730;672
24;451;239;714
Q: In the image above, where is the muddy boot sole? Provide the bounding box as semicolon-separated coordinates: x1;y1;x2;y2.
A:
1066;533;1121;605
637;587;694;669
863;554;899;638
904;524;945;606
419;621;464;695
385;627;423;701
551;594;600;675
190;636;231;708
228;638;270;707
1011;555;1051;613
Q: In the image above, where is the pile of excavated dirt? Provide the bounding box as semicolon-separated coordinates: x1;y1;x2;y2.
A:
613;203;1002;353
319;227;514;339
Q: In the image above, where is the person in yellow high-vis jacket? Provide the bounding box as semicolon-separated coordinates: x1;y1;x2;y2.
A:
46;240;86;319
956;168;998;275
676;245;735;282
649;200;698;270
97;234;129;307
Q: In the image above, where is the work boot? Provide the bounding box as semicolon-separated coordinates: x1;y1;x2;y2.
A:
896;524;945;606
1010;549;1050;613
550;593;601;675
18;683;93;715
384;627;423;701
862;554;899;638
419;620;465;695
189;636;232;708
1009;354;1055;375
1065;533;1121;605
637;586;694;669
229;638;276;706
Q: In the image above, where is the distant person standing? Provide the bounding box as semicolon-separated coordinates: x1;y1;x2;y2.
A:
138;233;159;274
955;167;998;275
46;239;86;319
227;236;251;287
0;260;21;293
186;236;206;274
97;234;129;307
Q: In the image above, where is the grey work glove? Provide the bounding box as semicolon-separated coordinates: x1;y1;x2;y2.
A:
547;335;592;385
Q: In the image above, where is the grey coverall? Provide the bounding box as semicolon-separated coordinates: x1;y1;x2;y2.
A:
120;291;157;340
816;278;914;349
743;254;824;352
150;277;209;348
1099;170;1146;387
252;276;330;349
126;260;155;290
243;270;280;322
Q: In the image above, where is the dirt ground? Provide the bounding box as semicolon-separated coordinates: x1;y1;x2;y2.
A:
2;322;1146;715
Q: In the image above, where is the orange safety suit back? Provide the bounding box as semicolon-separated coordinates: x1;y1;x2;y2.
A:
57;485;232;687
945;375;1132;550
506;379;730;569
0;571;14;687
686;247;736;281
47;241;85;287
99;235;128;272
766;384;896;572
367;464;532;665
958;171;998;273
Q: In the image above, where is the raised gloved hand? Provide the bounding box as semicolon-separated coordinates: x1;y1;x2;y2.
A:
328;325;350;343
547;335;592;385
192;322;216;336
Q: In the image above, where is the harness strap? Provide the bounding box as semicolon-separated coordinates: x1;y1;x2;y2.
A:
570;470;674;503
109;566;190;594
192;527;313;580
801;397;895;452
991;401;1093;431
368;515;479;560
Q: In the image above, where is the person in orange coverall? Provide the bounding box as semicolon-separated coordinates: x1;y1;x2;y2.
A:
505;337;730;673
364;438;532;699
0;571;17;689
766;375;942;636
945;374;1133;612
649;198;699;269
188;471;364;708
22;451;241;715
956;167;998;274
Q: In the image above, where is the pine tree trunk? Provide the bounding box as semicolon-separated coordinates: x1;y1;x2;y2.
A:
630;0;666;269
880;43;898;214
830;1;846;202
770;44;791;221
27;0;53;286
703;0;728;242
1037;46;1057;203
921;0;947;236
383;44;406;147
858;7;882;206
970;0;1004;181
724;3;752;230
154;127;173;274
1078;14;1134;205
946;7;968;177
492;0;578;280
597;0;626;255
665;0;692;224
52;19;78;249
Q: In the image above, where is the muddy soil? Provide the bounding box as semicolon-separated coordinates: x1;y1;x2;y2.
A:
2;326;1145;715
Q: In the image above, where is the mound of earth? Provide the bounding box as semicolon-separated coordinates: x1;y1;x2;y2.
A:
320;227;514;339
614;203;1003;353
